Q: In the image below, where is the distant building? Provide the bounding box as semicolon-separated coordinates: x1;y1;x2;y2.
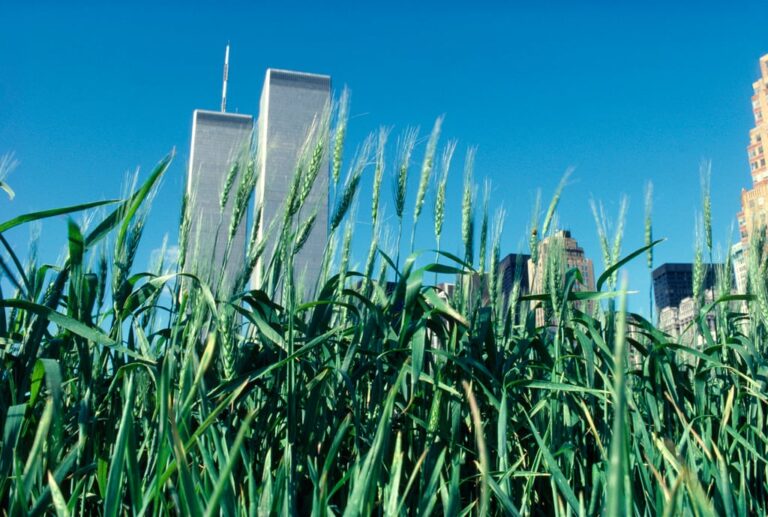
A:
653;263;724;353
183;50;331;299
185;109;253;295
652;263;717;311
499;253;531;301
731;241;748;294
741;55;768;197
528;230;595;326
678;291;714;331
528;230;595;293
467;253;530;307
658;305;679;337
498;253;531;322
437;282;456;300
254;69;330;297
739;181;768;244
736;55;768;285
658;289;716;355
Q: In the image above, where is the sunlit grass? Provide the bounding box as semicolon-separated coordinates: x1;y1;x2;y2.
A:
1;107;766;515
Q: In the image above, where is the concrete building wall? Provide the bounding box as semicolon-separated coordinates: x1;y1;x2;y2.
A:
732;241;748;294
658;306;679;337
527;230;595;326
254;69;330;297
652;263;717;311
498;253;531;321
677;289;716;351
659;289;716;365
528;231;595;292
740;181;768;243
740;54;768;245
186;109;253;295
653;263;695;310
747;55;768;185
499;253;531;297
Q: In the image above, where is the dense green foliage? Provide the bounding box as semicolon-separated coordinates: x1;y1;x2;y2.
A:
0;115;767;516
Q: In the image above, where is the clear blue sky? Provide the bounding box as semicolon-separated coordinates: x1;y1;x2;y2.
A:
1;1;766;317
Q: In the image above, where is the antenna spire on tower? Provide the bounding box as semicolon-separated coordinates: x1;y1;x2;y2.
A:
221;43;230;112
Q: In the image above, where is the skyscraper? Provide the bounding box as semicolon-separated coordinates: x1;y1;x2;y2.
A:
528;231;595;292
499;253;531;298
498;252;531;324
653;262;721;340
465;253;530;309
652;262;717;311
185;109;253;295
527;230;595;326
254;69;330;296
738;54;768;245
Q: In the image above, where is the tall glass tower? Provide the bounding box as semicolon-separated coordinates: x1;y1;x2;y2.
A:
254;69;330;297
185;109;253;295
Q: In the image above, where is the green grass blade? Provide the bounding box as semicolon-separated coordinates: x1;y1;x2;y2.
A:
596;239;664;291
104;375;136;517
47;471;71;517
203;410;257;517
605;276;630;517
525;414;581;513
0;199;118;233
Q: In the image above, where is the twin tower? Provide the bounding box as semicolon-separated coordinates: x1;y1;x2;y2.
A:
185;67;330;297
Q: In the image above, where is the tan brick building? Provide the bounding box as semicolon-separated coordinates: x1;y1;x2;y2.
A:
738;55;768;245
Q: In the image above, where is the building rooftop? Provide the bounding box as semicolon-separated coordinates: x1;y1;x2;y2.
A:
266;68;331;89
192;109;254;121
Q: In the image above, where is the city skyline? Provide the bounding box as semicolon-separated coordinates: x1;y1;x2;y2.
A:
183;61;332;299
1;3;766;317
4;6;768;514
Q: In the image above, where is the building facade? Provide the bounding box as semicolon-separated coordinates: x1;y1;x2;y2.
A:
738;55;768;246
653;263;723;352
527;230;595;326
254;69;330;297
739;181;768;245
657;288;716;350
747;55;768;185
652;263;717;311
499;253;531;299
464;253;531;316
185;110;253;295
498;253;530;320
528;231;595;292
731;241;748;294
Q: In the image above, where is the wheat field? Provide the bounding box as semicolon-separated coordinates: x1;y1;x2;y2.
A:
0;105;767;516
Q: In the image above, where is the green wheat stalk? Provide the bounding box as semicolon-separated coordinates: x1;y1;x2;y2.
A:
332;87;350;186
433;139;456;256
410;116;443;250
461;147;476;265
371;127;390;227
